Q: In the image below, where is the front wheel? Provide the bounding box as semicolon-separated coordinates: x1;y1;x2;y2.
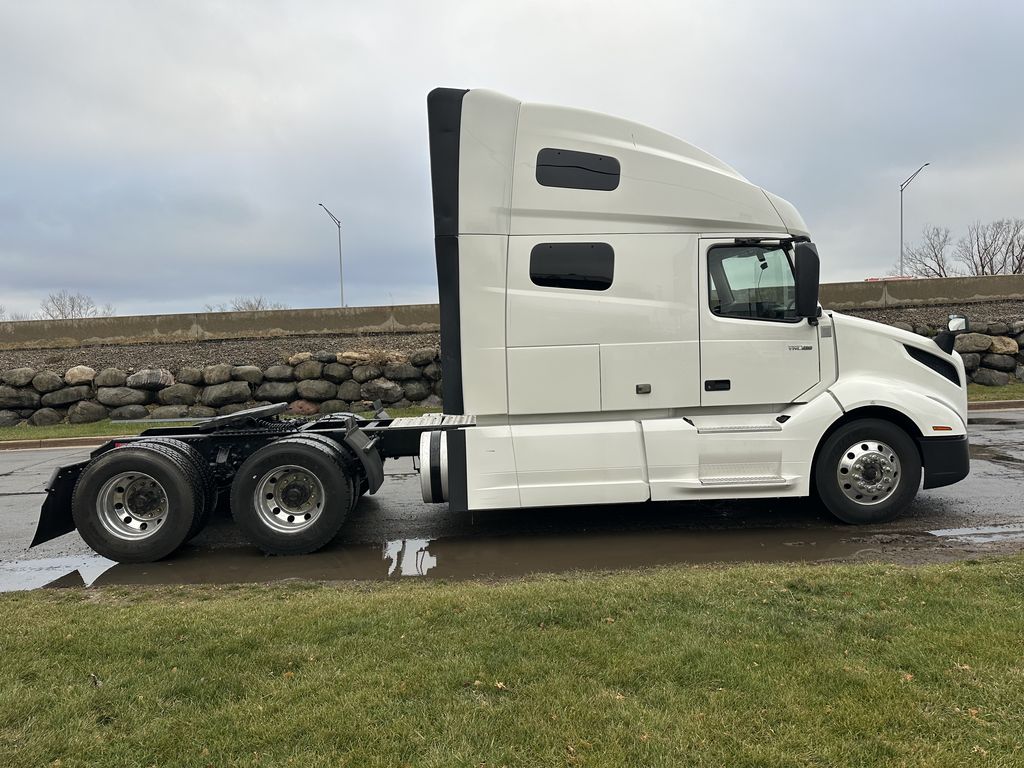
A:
814;419;921;524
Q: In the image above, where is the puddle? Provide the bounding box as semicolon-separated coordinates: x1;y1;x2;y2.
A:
0;555;118;591
928;523;1024;544
2;527;879;592
968;441;1024;476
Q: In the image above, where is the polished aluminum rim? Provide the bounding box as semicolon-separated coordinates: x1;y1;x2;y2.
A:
837;440;901;506
96;471;168;541
253;465;324;534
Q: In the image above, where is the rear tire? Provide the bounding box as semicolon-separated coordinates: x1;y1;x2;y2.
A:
72;444;202;562
815;419;921;524
230;437;353;555
134;437;217;540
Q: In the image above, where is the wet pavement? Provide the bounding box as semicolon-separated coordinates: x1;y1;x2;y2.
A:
3;412;1024;591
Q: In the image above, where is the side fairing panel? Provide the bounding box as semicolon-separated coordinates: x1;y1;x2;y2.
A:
459;235;511;417
511;421;649;506
642;394;844;501
465;426;521;510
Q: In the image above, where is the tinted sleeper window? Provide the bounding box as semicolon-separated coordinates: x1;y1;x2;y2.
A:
536;148;620;191
530;243;614;291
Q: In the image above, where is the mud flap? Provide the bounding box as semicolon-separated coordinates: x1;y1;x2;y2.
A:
342;427;385;494
30;461;88;547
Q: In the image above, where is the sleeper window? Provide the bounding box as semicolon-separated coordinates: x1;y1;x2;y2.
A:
530;243;614;291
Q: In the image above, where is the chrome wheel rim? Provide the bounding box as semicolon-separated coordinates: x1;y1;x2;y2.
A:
253;465;324;534
96;472;168;541
837;440;901;506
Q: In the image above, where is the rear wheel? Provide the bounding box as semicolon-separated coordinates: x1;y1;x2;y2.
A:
230;437;353;555
72;444;202;562
133;437;217;540
815;419;921;524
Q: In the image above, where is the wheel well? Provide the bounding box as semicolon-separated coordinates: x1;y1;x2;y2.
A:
811;406;924;478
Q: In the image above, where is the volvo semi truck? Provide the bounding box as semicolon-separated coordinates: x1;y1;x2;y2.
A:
31;88;971;563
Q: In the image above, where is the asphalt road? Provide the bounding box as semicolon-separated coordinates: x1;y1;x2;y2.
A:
2;413;1024;590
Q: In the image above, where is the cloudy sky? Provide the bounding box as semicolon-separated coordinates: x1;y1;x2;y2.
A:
2;1;1022;317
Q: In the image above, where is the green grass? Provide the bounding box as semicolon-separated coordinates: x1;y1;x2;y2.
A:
0;418;186;442
1;558;1023;766
0;407;440;442
968;381;1024;402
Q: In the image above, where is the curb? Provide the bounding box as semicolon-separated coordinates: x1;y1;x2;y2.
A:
967;400;1024;411
0;436;118;452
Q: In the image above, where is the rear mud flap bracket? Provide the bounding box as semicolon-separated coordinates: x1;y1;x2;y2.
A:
343;429;385;494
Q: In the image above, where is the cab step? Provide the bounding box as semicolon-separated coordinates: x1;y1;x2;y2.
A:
698;475;790;486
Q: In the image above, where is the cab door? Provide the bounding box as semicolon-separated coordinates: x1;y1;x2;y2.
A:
698;238;820;407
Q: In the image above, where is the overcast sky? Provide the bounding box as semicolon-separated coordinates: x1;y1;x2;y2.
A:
2;1;1022;317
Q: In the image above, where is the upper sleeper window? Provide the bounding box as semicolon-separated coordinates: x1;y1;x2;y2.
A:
530;243;614;291
536;148;620;191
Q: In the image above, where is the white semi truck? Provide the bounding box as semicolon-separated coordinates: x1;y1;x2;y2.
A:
32;88;970;563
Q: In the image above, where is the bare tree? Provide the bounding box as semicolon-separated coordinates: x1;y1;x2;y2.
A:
1000;218;1024;274
37;290;116;320
955;220;1013;275
901;225;957;278
204;295;289;312
0;305;33;321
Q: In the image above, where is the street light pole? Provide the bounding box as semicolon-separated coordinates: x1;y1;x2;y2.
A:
318;202;344;307
899;162;930;277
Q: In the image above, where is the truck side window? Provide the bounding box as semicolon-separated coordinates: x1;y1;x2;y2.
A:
530;243;614;291
708;245;799;321
536;148;620;191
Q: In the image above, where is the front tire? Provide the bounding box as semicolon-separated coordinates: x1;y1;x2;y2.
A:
815;419;921;524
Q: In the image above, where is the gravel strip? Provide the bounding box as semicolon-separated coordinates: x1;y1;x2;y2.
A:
841;300;1024;328
0;332;440;373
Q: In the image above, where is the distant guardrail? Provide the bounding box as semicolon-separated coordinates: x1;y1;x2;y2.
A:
4;275;1024;349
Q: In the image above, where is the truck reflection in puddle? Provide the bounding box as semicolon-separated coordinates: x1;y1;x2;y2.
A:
383;538;437;577
1;526;884;592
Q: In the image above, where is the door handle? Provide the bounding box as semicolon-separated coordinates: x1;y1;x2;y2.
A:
635;383;651;394
704;379;731;392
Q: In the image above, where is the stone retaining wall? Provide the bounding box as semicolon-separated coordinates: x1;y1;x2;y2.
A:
949;322;1024;386
0;348;443;428
3;319;1024;428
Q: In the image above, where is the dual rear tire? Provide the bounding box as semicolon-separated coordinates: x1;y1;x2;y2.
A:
72;441;209;563
229;435;355;556
72;435;359;561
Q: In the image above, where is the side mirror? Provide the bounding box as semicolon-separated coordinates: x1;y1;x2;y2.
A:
947;314;969;333
793;242;821;320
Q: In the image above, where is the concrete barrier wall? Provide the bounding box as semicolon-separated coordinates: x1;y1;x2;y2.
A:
0;304;442;350
819;275;1024;310
5;275;1024;350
